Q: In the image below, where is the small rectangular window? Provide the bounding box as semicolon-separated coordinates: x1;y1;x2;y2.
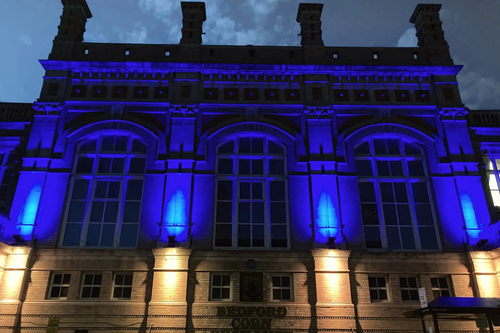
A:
333;52;338;59
264;89;279;101
373;52;378;59
443;88;454;101
84;48;89;55
48;83;59;96
354;89;369;102
165;50;170;56
48;273;71;299
244;88;259;101
249;50;255;57
71;85;87;98
181;85;191;98
125;49;130;56
133;86;149;99
224;88;238;101
81;274;102;299
113;274;133;299
204;88;218;100
400;277;419;302
413;52;418;60
284;89;300;101
333;89;348;101
368;276;388;302
112;86;128;98
415;90;431;102
431;277;452;299
374;89;390;102
210;274;231;301
209;49;215;57
271;275;293;301
312;87;323;100
154;87;168;99
92;86;107;98
395;90;410;102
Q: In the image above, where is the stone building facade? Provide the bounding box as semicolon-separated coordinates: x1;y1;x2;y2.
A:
0;1;500;332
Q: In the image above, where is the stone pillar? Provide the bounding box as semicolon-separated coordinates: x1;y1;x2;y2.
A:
468;251;500;297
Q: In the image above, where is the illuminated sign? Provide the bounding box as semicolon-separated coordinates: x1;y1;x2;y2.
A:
213;307;287;333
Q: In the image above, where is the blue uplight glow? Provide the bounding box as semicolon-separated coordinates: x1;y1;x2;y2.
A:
460;194;481;240
16;184;42;237
316;193;339;238
164;190;187;236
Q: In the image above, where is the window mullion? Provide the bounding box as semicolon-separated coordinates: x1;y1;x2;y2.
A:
375;179;388;249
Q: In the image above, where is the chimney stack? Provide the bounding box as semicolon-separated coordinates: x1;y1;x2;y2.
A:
296;3;324;47
180;2;206;45
50;0;92;60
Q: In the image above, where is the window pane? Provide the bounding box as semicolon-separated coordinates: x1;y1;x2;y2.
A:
270;202;287;223
240;182;251;199
126;180;143;200
123;202;141;222
217;180;232;200
419;227;438;249
415;204;433;225
221;288;230;299
221;275;230;286
270;181;286;201
397;205;412;225
101;137;115;151
218;159;233;174
252;160;264;175
95;181;107;198
218;141;234;154
272;276;281;287
252;202;265;223
76;157;94;173
386;227;402;249
404;143;421;156
394;183;408;203
98;158;111;173
383;204;397;225
101;224;115;246
62;223;82;246
239;159;251;175
114;136;128;151
68;201;86;222
359;182;376;202
90;202;104;222
252;183;262;199
239;137;251;153
281;277;290;288
379;289;387;300
79;140;96;152
108;182;120;198
269;159;285;175
216;202;232;222
408;161;425;176
377;161;390;176
252;225;265;247
364;226;381;248
380;183;394;202
238;225;251;247
374;139;387;155
386;139;400;155
361;204;379;225
269;141;284;154
412;183;430;203
488;174;498;190
238;202;250;224
401;227;416;249
215;225;232;247
129;158;146;173
111;158;125;173
104;202;119;222
72;180;89;199
390;161;404;176
119;224;138;247
282;289;291;300
271;225;288;247
86;224;101;246
355;142;370;155
252;138;264;153
132;139;147;152
356;160;373;176
368;277;377;288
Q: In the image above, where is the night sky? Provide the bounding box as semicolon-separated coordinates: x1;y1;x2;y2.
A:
1;0;499;109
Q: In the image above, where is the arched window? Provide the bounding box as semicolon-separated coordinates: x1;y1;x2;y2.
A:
61;134;148;247
214;136;289;249
355;137;439;250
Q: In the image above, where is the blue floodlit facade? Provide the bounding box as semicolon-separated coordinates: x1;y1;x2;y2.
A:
0;1;500;333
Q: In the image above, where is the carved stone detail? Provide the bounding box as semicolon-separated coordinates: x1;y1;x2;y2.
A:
439;108;469;121
170;105;198;117
32;103;63;116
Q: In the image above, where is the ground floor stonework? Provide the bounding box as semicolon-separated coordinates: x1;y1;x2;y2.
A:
0;244;499;333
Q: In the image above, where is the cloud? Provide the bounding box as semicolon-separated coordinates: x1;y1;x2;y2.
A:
85;26;109;43
19;35;33;46
115;22;149;44
396;28;417;47
458;70;500;110
137;0;180;22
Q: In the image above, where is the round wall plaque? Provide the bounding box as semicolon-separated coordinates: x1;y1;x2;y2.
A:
245;259;257;270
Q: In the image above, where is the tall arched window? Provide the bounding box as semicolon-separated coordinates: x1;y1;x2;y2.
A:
355;137;439;250
214;136;289;249
61;134;148;247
